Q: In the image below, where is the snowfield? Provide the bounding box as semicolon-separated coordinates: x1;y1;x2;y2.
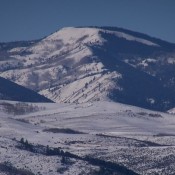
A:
1;100;175;174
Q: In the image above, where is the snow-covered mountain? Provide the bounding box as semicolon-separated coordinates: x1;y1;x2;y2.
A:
0;27;175;111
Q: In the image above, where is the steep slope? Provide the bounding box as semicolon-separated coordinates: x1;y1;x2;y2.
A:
95;27;175;90
0;27;175;111
0;76;52;102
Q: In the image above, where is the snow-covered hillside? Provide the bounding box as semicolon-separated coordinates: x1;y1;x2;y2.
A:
1;100;175;174
0;27;175;111
0;27;123;103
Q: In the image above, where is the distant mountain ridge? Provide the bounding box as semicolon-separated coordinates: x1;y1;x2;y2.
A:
0;76;52;102
0;26;175;111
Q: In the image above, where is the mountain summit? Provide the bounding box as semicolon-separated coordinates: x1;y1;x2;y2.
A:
0;27;175;111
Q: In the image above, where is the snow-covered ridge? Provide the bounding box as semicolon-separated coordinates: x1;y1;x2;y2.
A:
9;47;26;53
46;27;159;46
46;27;106;44
26;27;105;57
109;30;159;46
27;27;159;55
168;107;175;114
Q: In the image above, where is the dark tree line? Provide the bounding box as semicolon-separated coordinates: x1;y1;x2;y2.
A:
18;138;138;175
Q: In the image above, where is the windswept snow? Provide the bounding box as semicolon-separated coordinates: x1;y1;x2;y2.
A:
47;27;106;45
105;30;159;46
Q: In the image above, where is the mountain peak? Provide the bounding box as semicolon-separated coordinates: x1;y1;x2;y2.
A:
46;27;105;45
46;26;159;47
0;26;175;111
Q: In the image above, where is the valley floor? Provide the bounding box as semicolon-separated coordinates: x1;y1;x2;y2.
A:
1;101;175;174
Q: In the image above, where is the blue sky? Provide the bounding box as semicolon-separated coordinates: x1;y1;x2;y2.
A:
0;0;175;42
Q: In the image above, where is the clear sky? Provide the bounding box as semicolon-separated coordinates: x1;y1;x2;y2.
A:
0;0;175;43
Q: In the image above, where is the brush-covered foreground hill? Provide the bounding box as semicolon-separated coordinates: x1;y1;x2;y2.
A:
1;100;175;174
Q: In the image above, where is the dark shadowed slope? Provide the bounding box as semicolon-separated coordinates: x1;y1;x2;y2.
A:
0;76;53;102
